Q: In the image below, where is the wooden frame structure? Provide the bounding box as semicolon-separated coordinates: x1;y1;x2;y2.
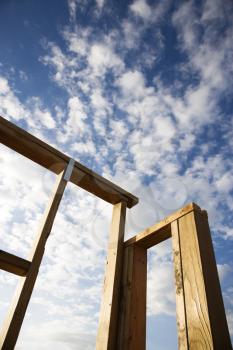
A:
99;203;231;350
0;116;137;349
0;116;231;349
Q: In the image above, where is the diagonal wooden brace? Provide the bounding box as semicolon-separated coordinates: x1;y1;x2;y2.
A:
0;159;74;350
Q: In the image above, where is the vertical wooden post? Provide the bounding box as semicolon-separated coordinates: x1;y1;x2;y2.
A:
96;201;127;350
0;161;74;349
117;244;147;350
171;209;232;349
171;220;188;350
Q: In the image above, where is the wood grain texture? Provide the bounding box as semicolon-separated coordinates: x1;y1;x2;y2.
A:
117;245;147;350
0;168;69;349
178;211;232;349
117;245;134;350
118;205;231;350
96;201;127;350
0;250;31;277
194;210;232;349
0;116;138;208
179;211;213;349
171;220;188;350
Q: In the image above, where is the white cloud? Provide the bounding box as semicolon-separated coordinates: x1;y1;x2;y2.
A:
154;115;175;139
110;119;128;138
64;28;90;57
0;77;10;94
43;44;66;72
67;0;78;22
0;145;54;257
217;264;232;283
17;320;96;350
201;0;230;22
34;109;56;129
96;0;104;10
19;70;28;81
71;140;96;155
172;0;233;95
0;76;57;138
121;20;141;49
57;96;88;143
227;311;233;337
88;43;124;76
41;42;80;94
174;84;215;126
68;96;86;121
147;241;176;316
130;0;171;24
0;76;28;121
90;89;111;114
216;172;233;193
130;0;151;20
117;70;146;98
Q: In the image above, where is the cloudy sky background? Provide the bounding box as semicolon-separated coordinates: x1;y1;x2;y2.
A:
0;0;233;349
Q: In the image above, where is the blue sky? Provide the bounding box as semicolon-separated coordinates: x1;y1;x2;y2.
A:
0;0;233;349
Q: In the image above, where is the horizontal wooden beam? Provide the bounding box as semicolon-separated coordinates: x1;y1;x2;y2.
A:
0;116;138;208
0;250;31;277
124;203;201;248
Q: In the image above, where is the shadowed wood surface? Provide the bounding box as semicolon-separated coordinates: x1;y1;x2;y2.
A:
0;116;138;208
117;245;134;350
119;203;231;350
193;210;232;349
0;250;31;277
96;201;127;350
117;245;147;350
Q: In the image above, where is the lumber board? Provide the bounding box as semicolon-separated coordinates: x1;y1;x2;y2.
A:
96;201;127;350
178;210;232;349
171;221;188;350
178;211;214;348
0;250;31;277
193;210;232;349
117;245;134;350
0;116;138;208
117;245;147;350
125;202;201;248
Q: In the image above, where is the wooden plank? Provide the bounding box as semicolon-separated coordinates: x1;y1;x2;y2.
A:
178;211;232;349
117;245;134;350
125;202;201;248
193;210;232;349
171;221;188;350
0;116;138;208
0;166;70;349
128;245;147;350
117;245;147;350
178;211;213;349
0;250;31;277
96;201;127;350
